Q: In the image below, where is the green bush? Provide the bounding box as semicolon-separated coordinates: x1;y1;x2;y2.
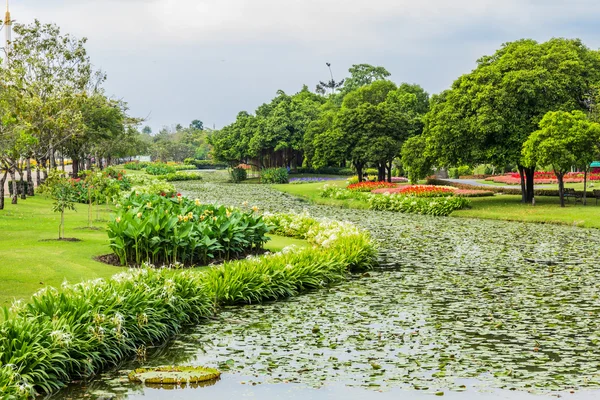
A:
260;168;289;184
108;193;270;266
293;167;354;176
185;159;229;170
172;164;197;171
369;194;471;216
123;161;149;170
157;172;203;182
145;163;177;176
230;167;248;183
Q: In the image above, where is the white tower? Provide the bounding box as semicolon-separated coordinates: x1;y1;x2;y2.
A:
3;0;11;67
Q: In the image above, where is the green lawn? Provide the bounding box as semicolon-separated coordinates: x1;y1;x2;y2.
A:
271;181;371;209
452;195;600;228
0;196;305;306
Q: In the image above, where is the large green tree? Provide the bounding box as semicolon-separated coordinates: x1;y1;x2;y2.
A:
423;38;600;203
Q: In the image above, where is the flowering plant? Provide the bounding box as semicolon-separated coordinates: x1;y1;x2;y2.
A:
347;181;397;192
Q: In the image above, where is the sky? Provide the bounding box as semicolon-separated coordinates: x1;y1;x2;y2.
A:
10;0;600;132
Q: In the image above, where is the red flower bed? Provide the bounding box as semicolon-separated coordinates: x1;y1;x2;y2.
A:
371;185;455;197
486;172;600;185
347;181;397;192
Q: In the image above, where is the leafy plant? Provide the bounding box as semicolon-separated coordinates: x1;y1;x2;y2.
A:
229;167;247;183
145;163;177;176
260;168;289;184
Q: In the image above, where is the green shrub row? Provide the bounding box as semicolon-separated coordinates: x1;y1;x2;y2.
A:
122;161;150;170
145;163;177;176
157;172;203;182
293;167;354;176
0;214;377;398
369;194;471;216
108;193;270;266
184;159;229;170
260;168;289;184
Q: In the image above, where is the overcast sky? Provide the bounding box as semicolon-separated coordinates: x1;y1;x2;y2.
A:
11;0;600;131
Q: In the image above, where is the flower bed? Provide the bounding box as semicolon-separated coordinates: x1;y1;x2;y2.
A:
347;181;397;192
0;213;377;398
486;172;600;185
372;185;455;197
289;177;342;184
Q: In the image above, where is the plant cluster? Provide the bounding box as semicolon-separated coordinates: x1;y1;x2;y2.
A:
230;167;248;183
107;194;270;266
145;163;177;176
289;177;341;184
127;174;177;197
395;185;455;197
347;181;397;192
157;172;203;182
123;161;150;171
260;168;289;184
369;193;471;216
0;214;377;398
184;159;229;170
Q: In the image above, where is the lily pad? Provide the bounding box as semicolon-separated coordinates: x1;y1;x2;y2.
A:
128;366;221;386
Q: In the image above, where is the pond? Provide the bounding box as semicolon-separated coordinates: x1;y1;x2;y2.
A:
53;182;600;399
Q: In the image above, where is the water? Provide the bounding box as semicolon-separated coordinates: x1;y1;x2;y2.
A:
52;182;600;399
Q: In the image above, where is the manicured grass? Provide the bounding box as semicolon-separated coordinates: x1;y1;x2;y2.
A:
271;181;371;209
0;196;306;306
452;195;600;228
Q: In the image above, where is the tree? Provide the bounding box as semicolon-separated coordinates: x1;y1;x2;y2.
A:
423;38;600;204
401;135;433;183
190;119;204;131
316;63;345;96
46;171;77;239
522;110;600;207
340;64;391;96
142;126;153;135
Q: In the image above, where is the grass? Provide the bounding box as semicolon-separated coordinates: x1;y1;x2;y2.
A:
452;195;600;228
0;196;306;306
271;181;371;209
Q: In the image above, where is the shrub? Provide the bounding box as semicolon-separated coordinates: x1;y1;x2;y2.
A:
369;194;471;216
123;161;149;171
293;167;354;176
230;167;248;183
347;181;396;192
260;168;289;184
145;163;177;176
321;184;368;200
157;172;203;182
107;194;270;266
185;159;229;170
455;189;494;197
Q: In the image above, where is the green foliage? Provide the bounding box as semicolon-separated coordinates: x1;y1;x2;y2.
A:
145;163;177;176
157;172;203;182
41;171;78;239
401;135;432;183
260;168;289;184
7;180;29;197
369;194;470;216
229;167;248;183
184;159;229;170
448;165;473;179
123;161;150;171
107;194;270;266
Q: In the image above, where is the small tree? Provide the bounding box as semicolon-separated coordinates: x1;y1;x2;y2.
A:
401;135;432;183
522;110;600;207
46;172;77;239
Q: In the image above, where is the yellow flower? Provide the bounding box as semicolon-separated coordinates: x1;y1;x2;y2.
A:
194;199;201;206
178;215;184;222
200;215;205;221
226;211;232;218
146;202;152;208
213;216;218;221
127;206;131;210
242;201;249;207
116;217;122;223
252;206;259;212
137;212;142;218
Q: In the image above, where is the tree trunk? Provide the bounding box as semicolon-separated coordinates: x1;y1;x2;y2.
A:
19;167;26;200
36;160;42;187
9;168;18;205
60;210;64;239
377;164;385;182
61;156;65;172
72;157;80;178
526;167;535;203
354;162;364;182
50;145;56;169
386;161;393;183
557;173;565;208
583;169;588;206
26;159;34;196
0;170;7;210
518;165;527;203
